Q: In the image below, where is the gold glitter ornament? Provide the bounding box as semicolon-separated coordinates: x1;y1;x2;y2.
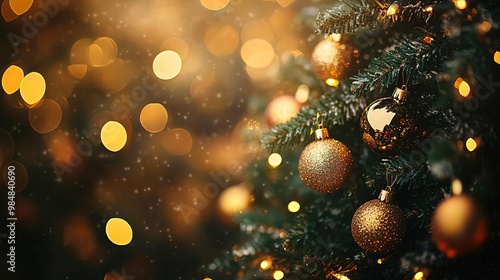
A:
351;189;406;254
311;36;352;83
431;194;488;258
298;125;352;193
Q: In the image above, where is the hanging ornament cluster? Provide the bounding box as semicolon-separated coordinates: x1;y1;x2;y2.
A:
311;36;353;85
298;119;353;193
351;187;406;254
360;85;424;155
431;193;488;258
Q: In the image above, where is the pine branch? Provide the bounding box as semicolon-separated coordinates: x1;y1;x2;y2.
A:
316;0;436;35
351;30;449;97
262;83;366;153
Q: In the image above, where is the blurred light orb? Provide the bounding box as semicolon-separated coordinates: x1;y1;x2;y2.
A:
105;218;133;246
458;80;470;97
2;1;19;22
204;22;239;57
67;64;88;80
140;103;168;133
94;59;131;93
241;19;274;42
2;65;24;94
153;50;182;80
28;99;63;133
240;39;275;69
494;51;500;65
268;153;282;168
20;72;46;105
200;0;229;11
466;138;478;152
218;184;252;215
9;0;33;16
100;121;127;152
264;95;301;127
273;270;284;280
288;201;300;213
295;84;310;103
163;128;192;155
89;37;118;67
260;259;272;270
161;37;189;59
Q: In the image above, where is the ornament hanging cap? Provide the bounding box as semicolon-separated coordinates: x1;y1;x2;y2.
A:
379;170;398;203
313;113;330;140
392;85;409;103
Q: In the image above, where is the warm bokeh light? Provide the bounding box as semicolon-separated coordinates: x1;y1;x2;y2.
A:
70;38;93;65
273;270;284;280
89;37;118;67
105;218;133;246
161;37;189;59
140;103;168;133
28;99;63;133
454;77;463;89
295;84;310;103
67;64;88;79
414;271;424;280
458;80;471;97
204;22;240;57
454;0;467;10
287;201;300;213
494;51;500;65
241;19;274;42
451;178;463;195
218;184;252;215
264;95;301;127
100;121;127;152
153;50;182;80
2;65;24;94
424;5;433;12
200;0;229;11
94;59;131;93
2;0;18;22
163;128;192;155
260;259;272;270
268;153;283;168
477;21;492;35
20;72;46;105
9;0;33;16
240;39;275;69
332;274;350;280
466;137;477;152
377;258;384;264
325;78;339;87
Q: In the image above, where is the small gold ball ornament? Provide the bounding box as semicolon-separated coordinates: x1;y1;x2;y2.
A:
431;194;488;258
311;37;352;83
298;126;352;193
351;190;406;254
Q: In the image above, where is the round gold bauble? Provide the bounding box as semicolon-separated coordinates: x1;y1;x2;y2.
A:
351;199;406;254
431;194;488;258
298;138;352;193
311;38;352;82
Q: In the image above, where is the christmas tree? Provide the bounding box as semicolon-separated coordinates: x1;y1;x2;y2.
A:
204;0;500;279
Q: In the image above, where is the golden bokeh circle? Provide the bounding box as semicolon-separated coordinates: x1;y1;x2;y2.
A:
100;121;127;152
140;103;168;133
28;99;63;133
2;65;24;95
105;218;133;246
20;72;46;105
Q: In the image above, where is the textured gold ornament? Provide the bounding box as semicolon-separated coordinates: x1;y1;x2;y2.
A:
298;127;352;193
351;190;406;254
311;37;352;82
431;194;488;258
360;86;424;155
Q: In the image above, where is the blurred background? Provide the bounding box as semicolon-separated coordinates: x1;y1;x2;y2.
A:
0;0;331;279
